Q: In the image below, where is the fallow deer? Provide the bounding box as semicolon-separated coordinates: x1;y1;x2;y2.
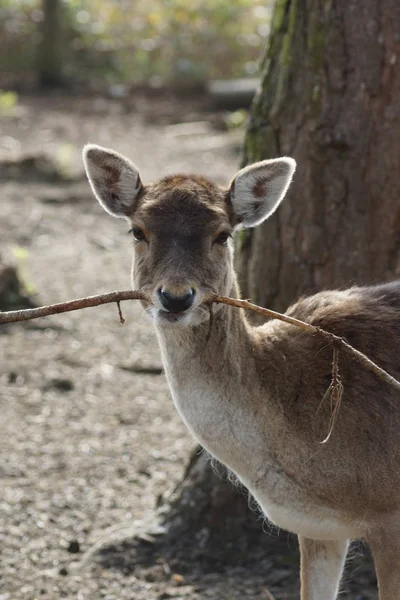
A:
83;143;400;600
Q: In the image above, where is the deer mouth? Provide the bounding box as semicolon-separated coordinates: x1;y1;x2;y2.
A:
158;309;187;323
150;305;208;328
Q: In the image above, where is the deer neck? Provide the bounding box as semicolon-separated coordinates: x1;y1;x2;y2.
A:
154;277;267;479
155;277;251;384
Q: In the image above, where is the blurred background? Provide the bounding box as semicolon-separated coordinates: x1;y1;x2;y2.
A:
0;0;271;91
0;0;275;178
1;1;399;599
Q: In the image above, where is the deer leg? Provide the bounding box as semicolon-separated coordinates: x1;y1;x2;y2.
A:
369;525;400;600
299;536;349;600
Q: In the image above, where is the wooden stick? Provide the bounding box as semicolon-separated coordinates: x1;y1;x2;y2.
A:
211;294;400;393
0;290;147;324
1;289;400;395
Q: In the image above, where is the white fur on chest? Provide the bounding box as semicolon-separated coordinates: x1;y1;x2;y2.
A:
171;369;361;541
167;362;265;478
157;330;267;479
157;329;363;542
253;488;362;540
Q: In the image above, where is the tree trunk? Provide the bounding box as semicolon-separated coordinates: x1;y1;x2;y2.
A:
38;0;64;88
237;0;400;312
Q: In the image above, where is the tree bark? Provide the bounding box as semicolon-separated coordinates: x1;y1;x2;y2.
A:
38;0;64;88
237;0;400;312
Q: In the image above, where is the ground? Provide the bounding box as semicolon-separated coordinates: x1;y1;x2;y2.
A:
0;94;377;599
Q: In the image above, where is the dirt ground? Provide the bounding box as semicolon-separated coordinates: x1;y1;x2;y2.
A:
0;94;378;599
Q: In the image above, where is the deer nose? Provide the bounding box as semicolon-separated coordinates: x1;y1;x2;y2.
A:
158;286;196;313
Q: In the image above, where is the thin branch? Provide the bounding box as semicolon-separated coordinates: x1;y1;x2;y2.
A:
0;290;147;324
211;294;400;394
116;301;125;324
1;289;400;398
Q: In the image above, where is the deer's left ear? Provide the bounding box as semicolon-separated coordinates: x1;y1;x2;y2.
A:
229;157;296;229
83;144;142;218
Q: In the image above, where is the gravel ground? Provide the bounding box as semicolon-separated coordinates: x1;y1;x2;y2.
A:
0;94;378;599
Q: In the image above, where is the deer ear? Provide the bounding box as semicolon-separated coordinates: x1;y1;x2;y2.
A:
83;144;142;218
229;157;296;229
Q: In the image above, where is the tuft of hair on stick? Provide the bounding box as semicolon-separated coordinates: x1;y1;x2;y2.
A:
319;341;344;444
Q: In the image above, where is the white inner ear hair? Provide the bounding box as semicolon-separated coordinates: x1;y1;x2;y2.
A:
233;159;295;227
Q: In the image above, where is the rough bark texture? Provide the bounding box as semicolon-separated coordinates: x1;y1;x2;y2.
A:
237;0;400;311
38;0;64;87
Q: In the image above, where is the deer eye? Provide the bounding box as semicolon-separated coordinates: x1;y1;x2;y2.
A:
129;227;147;242
214;231;231;246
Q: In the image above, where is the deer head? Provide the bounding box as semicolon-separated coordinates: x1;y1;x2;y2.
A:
83;144;296;327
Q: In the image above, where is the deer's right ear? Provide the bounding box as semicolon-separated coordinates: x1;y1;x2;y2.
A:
229;157;296;229
83;144;142;218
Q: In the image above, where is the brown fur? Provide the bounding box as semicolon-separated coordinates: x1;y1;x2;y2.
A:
252;175;271;198
127;176;400;598
85;150;399;599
